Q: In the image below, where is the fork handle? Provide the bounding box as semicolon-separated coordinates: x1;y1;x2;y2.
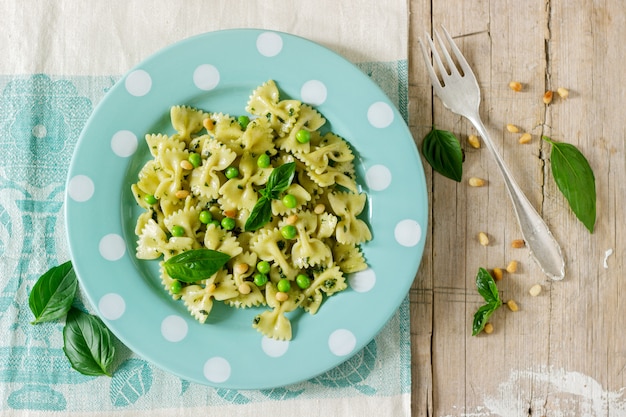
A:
469;116;565;280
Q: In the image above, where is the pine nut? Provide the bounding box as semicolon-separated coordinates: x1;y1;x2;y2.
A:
529;284;542;297
557;87;569;99
543;90;553;104
238;283;251;295
223;209;237;218
518;133;532;144
511;239;525;248
180;160;194;170
234;263;249;275
175;189;190;199
478;232;490;246
314;203;326;214
506;299;519;312
506;124;520;133
468;177;486;187
275;291;289;302
203;117;214;131
508;81;523;92
467;134;481;149
506;260;518;273
286;214;298;225
492;268;503;281
484;322;494;334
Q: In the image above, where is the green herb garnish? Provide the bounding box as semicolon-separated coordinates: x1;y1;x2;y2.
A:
542;136;596;233
29;260;78;324
63;307;115;377
163;248;231;282
472;267;503;336
245;162;296;231
422;128;463;182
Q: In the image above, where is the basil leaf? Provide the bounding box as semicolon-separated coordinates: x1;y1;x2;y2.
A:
29;260;78;324
543;136;596;232
265;162;296;193
244;197;272;231
63;308;115;376
422;128;463;182
472;302;499;336
163;248;231;282
475;267;500;304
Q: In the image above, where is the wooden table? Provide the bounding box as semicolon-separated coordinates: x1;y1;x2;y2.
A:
408;1;625;415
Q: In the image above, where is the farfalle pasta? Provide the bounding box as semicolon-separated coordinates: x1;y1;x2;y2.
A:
132;80;371;340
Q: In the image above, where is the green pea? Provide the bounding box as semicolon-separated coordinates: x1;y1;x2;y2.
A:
281;225;297;240
257;153;271;168
171;225;185;237
144;194;157;205
256;260;271;275
225;166;239;179
253;273;268;287
209;219;221;228
238;115;250;130
296;274;311;289
170;280;182;294
295;129;311;144
188;152;202;168
282;194;297;209
277;278;291;293
199;210;213;224
221;217;236;230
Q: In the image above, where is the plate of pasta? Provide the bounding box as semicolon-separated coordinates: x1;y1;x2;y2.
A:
65;29;427;389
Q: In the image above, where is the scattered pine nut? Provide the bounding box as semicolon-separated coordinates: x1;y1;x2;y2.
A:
314;203;326;214
484;322;494;334
529;284;542;297
506;299;519;312
543;90;553;104
286;214;298;225
238;282;251;295
511;239;525;248
223;209;237;218
506;124;520;133
203;117;215;131
492;268;503;281
234;263;249;275
557;87;569;99
478;232;490;246
275;291;289;302
180;160;194;170
467;134;481;149
518;133;532;144
175;189;190;199
506;260;518;273
469;177;486;187
509;81;523;92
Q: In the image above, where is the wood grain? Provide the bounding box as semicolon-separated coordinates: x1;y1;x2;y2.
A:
409;0;625;415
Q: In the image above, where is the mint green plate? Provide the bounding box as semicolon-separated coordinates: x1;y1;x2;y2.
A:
65;29;427;389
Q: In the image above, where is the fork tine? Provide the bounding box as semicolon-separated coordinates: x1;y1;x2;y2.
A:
433;29;458;76
424;33;450;84
440;26;476;79
418;37;444;93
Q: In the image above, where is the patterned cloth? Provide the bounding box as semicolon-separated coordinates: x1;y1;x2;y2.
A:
0;2;411;416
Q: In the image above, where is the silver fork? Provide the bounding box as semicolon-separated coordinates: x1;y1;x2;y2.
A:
419;27;565;280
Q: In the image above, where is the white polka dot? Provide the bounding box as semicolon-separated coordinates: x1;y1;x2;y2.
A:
193;64;220;91
300;80;327;106
161;315;188;342
261;336;290;358
99;234;126;261
125;70;152;97
366;164;392;191
32;124;47;139
68;175;95;202
111;130;138;157
98;293;126;320
367;101;394;128
328;329;357;357
256;32;283;57
349;268;376;293
394;219;422;247
203;357;231;383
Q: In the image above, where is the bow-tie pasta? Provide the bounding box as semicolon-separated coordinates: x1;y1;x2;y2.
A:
132;80;372;340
